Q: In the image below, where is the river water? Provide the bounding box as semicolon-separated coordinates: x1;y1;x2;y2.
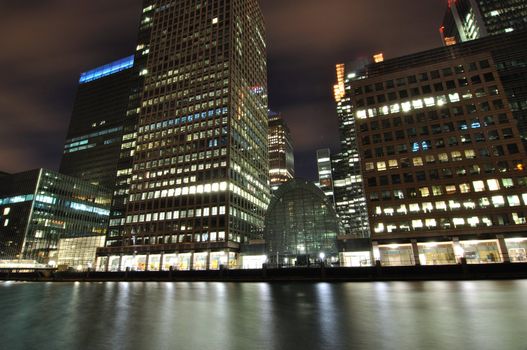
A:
0;280;525;350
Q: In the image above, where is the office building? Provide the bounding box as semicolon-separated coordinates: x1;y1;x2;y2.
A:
96;0;269;271
316;148;335;203
59;53;145;244
338;30;527;266
0;169;111;268
60;56;136;189
332;62;372;238
269;111;295;190
264;179;341;265
441;0;527;45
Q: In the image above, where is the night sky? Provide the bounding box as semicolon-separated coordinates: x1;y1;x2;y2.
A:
0;0;446;180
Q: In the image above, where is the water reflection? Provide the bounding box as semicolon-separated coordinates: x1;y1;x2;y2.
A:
0;281;526;350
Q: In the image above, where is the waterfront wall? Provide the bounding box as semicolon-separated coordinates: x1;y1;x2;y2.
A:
1;263;526;282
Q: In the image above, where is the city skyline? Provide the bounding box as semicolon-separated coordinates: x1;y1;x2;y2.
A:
0;0;446;179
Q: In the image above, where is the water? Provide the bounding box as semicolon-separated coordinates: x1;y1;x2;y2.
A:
0;281;526;350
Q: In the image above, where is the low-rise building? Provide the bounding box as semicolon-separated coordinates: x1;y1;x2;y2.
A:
0;169;111;269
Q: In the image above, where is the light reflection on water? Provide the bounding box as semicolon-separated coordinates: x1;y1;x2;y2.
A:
0;280;526;350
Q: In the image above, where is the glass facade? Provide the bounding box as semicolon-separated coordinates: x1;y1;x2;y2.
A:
332;61;374;238
0;169;111;266
269;111;295;190
441;0;527;45
316;148;335;203
60;56;136;190
264;180;341;264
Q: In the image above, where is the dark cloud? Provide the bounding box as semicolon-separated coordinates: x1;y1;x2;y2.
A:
0;0;446;179
0;0;141;173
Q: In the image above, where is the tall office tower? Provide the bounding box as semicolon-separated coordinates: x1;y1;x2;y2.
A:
59;53;145;245
440;0;527;46
0;169;111;268
269;111;294;190
332;63;371;238
60;56;136;189
316;149;335;203
97;0;269;271
342;30;527;266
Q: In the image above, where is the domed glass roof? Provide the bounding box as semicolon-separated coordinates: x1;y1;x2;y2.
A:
264;179;341;257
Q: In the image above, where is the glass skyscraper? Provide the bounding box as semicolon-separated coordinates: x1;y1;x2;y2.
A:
96;0;269;271
332;62;371;238
441;0;527;45
60;56;136;189
268;111;294;190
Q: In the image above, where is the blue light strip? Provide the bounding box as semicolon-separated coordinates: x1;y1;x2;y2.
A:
79;55;134;84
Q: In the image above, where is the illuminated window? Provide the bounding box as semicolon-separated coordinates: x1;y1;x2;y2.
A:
432;186;442;196
492;196;505;207
479;197;491;208
436;201;447;211
438;153;448;162
473;181;485;192
374;223;385;233
508;195;521;207
412;220;423;229
445;185;457;195
413;157;423;166
376;162;387;171
388;159;398;169
448;93;460;102
467;217;479;227
422;202;433;212
464;149;476;159
502;178;513;188
419;187;430;197
451;151;462;161
487;179;500;191
453;218;465;226
409;203;420;212
397;205;407;214
2;208;10;216
459;183;471;194
449;200;461;209
425;219;437;227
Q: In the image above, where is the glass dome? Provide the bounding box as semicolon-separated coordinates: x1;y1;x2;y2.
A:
264;179;341;262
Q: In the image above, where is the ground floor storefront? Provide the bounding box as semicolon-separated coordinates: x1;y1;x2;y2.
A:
372;235;527;266
96;251;239;272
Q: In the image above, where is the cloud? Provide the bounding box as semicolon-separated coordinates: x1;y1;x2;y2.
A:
0;0;142;173
0;0;448;180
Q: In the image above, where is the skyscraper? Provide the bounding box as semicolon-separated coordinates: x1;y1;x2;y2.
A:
316;148;335;203
340;30;527;266
441;0;527;45
268;111;294;190
60;56;136;189
332;62;371;238
96;0;269;271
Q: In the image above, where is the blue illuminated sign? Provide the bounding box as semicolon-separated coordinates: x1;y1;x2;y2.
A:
79;55;134;84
